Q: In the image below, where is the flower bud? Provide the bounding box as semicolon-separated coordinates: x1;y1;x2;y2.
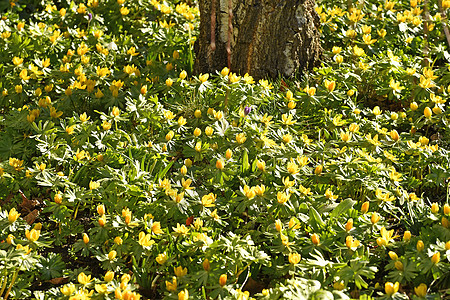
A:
108;250;117;260
388;251;398;260
333;282;345;291
403;230;411;242
443;217;450;228
314;165;323;175
180;165;187;176
390;130;399;141
361;201;369;214
83;233;89;244
194;110;202;118
345;219;353;232
54;193;63;204
97;204;106;215
104;271;114;282
193;127;201;137
219;274;227;287
371;212;380;224
424;107;432;118
99;215;106;227
444;204;450;215
165;131;174;141
275;220;282;232
216;159;224;170
416;240;424;251
410;102;418;111
431;203;439;214
431;252;440;264
225;149;232;160
311;233;320;245
202;259;210;271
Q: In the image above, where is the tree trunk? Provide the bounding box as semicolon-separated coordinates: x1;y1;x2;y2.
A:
194;0;322;79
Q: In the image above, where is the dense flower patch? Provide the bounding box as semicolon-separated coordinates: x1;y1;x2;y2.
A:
0;0;450;299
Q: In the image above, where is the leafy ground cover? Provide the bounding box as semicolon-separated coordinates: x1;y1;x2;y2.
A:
0;0;450;299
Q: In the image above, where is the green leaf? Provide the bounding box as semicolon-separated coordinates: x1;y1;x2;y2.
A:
310;207;326;228
330;198;356;219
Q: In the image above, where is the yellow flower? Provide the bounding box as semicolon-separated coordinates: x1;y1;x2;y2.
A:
166;277;177;292
288;252;301;264
174;266;188;277
104;271;114;282
49;106;63;118
9;157;24;171
89;180;100;190
332;46;342;54
199;73;209;83
304;86;316;96
96;67;110;78
345;236;360;250
277;191;290;204
77;272;92;285
385;282;399;296
173;223;190;236
12;56;23;65
156;252;168;264
112;106;120;117
138;232;155;247
256;160;266;172
114;236;123;245
60;284;76;296
414;283;427;298
286;161;298;174
102;120;111;130
340;131;351;142
431;252;440;264
98;215;106;227
346;29;357;38
178;289;189;300
8;208;20;223
419;75;435;89
236;133;247;144
166;130;175;141
324;79;336;92
201;193;216;207
151;221;163;235
80;112;90;122
353;45;365;56
108;250;117;260
281;114;296;125
363;34;377;45
19;69;30;80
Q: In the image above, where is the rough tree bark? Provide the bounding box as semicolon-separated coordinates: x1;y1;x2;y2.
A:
194;0;322;79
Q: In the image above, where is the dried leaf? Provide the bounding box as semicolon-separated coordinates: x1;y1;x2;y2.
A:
24;209;39;225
